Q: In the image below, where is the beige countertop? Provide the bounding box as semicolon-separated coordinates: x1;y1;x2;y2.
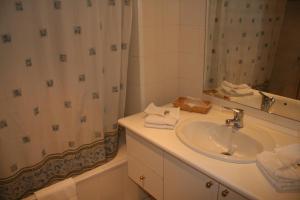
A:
119;105;300;200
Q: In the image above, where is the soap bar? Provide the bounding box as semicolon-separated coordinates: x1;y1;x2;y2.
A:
173;97;212;114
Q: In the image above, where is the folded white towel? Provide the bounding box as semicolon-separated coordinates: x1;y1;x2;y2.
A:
222;80;250;89
256;150;300;192
144;103;180;129
144;122;175;130
257;161;300;192
275;144;300;168
144;102;180;120
34;178;78;200
145;115;177;126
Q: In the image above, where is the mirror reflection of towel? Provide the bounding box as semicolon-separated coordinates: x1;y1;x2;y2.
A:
220;81;253;96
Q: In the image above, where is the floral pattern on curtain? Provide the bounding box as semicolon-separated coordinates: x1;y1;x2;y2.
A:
0;0;132;199
205;0;286;90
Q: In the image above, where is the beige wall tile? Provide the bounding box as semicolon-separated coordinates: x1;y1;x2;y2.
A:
180;0;206;27
163;0;180;26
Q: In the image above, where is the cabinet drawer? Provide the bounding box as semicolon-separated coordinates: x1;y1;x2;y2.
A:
128;156;163;200
218;185;249;200
126;130;163;177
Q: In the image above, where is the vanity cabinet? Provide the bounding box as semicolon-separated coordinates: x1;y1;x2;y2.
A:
126;130;249;200
164;153;219;200
127;131;164;200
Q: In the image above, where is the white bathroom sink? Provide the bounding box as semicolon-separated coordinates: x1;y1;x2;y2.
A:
176;119;275;163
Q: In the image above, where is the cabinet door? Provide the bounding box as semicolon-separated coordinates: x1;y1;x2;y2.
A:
128;156;163;200
164;153;219;200
218;185;249;200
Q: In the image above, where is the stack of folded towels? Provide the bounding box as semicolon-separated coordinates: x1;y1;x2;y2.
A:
220;80;253;96
256;144;300;192
144;103;180;129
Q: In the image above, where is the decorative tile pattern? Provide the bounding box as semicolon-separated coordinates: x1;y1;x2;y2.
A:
22;136;31;144
108;0;116;6
33;107;40;116
1;34;12;43
124;0;130;6
52;124;59;132
78;74;86;82
25;58;32;67
54;0;61;9
92;92;99;99
80;116;87;123
40;29;47;37
87;0;92;7
74;26;81;34
0;120;8;129
13;89;22;97
64;101;72;108
46;80;54;87
121;43;127;50
89;48;96;55
110;44;117;51
112;86;118;93
59;54;67;62
15;2;23;11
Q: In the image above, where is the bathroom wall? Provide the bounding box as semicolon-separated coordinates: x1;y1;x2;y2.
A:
269;0;300;99
178;0;206;97
126;0;181;115
126;0;206;115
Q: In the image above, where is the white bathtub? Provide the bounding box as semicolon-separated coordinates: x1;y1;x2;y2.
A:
23;144;148;200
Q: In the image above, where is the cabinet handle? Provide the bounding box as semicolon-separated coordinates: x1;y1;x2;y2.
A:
221;189;229;197
139;175;145;181
205;181;213;188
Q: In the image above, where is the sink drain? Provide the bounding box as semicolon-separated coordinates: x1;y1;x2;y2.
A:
221;152;232;156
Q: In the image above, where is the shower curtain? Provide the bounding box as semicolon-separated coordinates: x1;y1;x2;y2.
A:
205;0;286;90
0;0;132;199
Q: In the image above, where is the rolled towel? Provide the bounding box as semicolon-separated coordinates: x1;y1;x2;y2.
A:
222;80;250;89
34;178;78;200
275;144;300;168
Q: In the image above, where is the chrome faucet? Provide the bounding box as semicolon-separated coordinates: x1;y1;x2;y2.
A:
259;91;275;112
224;107;244;129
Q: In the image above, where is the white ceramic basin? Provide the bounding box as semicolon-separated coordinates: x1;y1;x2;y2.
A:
176;119;275;163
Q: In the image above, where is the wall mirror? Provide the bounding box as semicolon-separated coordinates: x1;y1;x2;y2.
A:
203;0;300;121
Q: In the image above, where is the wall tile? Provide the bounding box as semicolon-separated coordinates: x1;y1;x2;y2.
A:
163;0;180;25
179;26;204;54
159;26;179;53
140;0;163;29
180;0;206;27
